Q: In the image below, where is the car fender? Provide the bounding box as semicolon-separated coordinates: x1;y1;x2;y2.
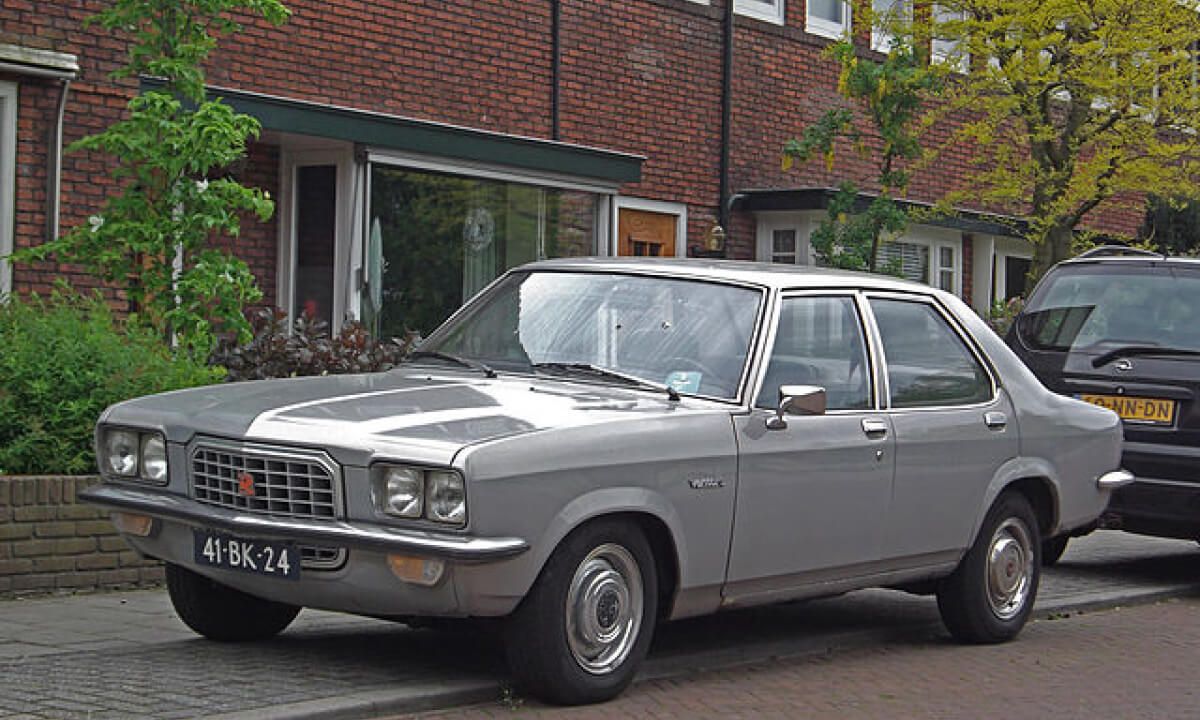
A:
526;485;688;590
969;456;1063;544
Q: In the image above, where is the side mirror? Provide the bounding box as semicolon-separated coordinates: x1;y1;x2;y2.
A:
766;385;827;430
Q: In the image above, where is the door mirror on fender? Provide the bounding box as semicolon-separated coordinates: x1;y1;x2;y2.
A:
766;385;827;430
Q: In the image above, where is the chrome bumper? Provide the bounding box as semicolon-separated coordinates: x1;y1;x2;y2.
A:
79;483;529;563
1096;469;1136;490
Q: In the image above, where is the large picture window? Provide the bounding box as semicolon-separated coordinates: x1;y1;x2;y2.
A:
366;164;603;338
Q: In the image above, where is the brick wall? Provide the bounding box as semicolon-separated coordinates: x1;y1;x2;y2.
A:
0;476;162;597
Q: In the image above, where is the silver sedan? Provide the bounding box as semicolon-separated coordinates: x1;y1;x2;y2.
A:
83;258;1129;705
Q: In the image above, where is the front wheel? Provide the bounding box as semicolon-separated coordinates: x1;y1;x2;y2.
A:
503;520;658;705
937;492;1040;643
166;564;300;642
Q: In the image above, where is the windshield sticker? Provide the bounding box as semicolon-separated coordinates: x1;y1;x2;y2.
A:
666;371;702;393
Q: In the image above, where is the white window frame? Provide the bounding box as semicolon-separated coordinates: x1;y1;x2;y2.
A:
871;0;912;53
278;146;356;328
611;197;687;258
992;237;1034;304
736;0;786;26
0;81;15;298
931;4;968;73
807;0;851;39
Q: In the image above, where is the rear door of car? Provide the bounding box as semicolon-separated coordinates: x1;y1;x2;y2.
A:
726;291;895;596
867;293;1019;565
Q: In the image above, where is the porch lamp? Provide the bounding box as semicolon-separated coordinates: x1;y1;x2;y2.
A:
705;224;727;253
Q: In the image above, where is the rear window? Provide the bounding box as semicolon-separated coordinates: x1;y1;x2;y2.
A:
1018;264;1200;353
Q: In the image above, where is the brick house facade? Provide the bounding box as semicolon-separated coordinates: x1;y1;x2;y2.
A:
1;0;1146;333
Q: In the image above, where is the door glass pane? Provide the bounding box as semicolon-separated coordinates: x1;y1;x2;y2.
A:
870;298;991;407
757;296;871;410
771;229;797;264
367;164;599;338
294;165;337;328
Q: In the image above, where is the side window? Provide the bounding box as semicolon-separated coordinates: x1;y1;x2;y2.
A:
757;296;871;411
869;298;992;408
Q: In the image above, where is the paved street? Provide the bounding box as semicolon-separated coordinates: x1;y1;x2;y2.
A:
0;531;1197;720
412;597;1200;720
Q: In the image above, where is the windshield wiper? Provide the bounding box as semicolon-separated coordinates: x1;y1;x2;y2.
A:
531;362;680;402
1091;345;1200;368
406;350;497;378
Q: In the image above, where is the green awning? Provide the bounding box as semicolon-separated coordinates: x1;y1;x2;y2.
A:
140;77;643;185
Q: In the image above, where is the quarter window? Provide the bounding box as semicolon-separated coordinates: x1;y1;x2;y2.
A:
757;296;871;411
870;298;991;408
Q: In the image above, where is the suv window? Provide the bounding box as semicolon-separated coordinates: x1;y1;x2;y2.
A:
1017;264;1200;353
756;296;871;410
870;297;992;408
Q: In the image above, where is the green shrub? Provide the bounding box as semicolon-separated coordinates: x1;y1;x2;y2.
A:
0;292;223;475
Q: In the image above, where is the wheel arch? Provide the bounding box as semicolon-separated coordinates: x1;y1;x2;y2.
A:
529;488;686;619
974;457;1062;542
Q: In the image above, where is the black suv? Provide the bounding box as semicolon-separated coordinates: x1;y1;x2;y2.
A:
1007;247;1200;558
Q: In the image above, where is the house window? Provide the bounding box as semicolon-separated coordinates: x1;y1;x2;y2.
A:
932;4;968;72
366;163;604;338
771;229;799;264
871;0;912;53
0;81;14;297
808;0;851;39
735;0;785;25
877;238;959;293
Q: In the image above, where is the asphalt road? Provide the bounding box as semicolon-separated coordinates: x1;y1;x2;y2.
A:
0;530;1197;720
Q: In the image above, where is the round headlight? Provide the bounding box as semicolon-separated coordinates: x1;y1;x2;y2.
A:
426;470;466;525
139;433;168;483
103;429;139;476
381;466;424;518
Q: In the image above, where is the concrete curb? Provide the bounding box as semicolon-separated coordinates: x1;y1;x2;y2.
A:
207;581;1200;720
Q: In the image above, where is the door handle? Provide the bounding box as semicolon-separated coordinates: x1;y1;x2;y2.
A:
984;411;1008;430
861;418;889;438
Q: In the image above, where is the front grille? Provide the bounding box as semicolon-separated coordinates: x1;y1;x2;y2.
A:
191;445;340;519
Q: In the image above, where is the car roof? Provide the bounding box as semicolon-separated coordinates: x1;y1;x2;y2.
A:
1057;255;1200;269
521;256;944;295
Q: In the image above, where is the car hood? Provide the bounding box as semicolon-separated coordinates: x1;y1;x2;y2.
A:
101;368;712;466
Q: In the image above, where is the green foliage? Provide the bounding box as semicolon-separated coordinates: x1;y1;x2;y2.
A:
926;0;1200;278
985;296;1026;335
0;292;222;475
783;40;940;273
15;0;289;356
1139;195;1200;256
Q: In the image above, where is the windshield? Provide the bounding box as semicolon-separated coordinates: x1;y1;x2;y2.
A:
1018;264;1200;353
420;270;764;400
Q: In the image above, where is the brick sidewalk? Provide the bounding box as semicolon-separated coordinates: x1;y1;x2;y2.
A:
415;597;1200;720
0;531;1197;719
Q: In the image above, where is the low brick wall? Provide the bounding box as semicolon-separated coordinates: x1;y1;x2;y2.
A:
0;476;163;597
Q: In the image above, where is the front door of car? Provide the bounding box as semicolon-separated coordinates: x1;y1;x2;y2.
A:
726;294;894;598
867;295;1020;565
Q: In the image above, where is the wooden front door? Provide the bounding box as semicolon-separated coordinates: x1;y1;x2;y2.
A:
618;208;677;257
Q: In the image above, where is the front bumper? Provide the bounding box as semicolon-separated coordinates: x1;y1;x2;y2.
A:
80;483;529;562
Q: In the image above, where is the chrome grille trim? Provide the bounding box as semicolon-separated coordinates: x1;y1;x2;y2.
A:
189;439;345;570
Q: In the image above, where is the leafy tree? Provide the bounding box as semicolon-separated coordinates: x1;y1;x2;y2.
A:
926;0;1200;278
15;0;289;355
783;39;940;273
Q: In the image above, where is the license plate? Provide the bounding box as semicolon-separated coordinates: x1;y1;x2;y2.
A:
1079;394;1176;425
193;529;300;580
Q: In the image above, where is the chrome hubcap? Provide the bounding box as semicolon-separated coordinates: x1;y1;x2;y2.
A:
565;543;643;675
987;517;1034;620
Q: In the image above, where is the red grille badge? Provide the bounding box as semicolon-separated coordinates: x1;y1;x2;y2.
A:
237;472;256;497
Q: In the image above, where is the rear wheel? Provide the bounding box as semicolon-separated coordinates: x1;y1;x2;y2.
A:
503;520;658;705
166;564;300;641
937;492;1040;643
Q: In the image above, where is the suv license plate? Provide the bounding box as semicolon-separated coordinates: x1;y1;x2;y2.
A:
1079;394;1176;425
193;529;300;580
